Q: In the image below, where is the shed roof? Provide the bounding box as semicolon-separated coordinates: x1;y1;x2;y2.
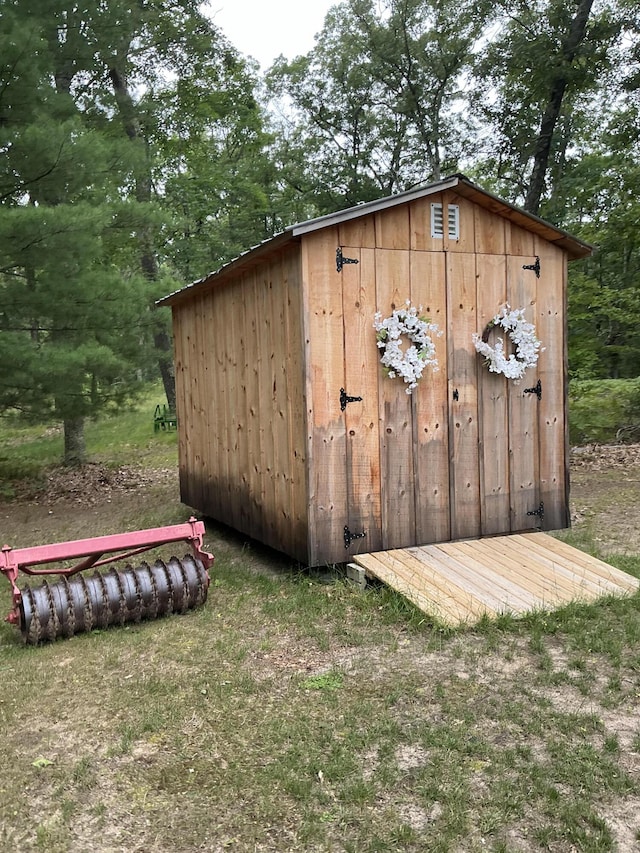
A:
157;174;593;307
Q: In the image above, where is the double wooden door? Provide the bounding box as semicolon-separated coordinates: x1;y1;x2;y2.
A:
339;245;566;557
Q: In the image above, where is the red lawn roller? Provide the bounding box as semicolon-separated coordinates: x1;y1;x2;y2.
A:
0;518;213;644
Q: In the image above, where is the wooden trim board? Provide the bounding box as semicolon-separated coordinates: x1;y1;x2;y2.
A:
352;532;639;627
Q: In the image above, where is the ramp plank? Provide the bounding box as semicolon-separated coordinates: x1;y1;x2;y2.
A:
387;549;496;621
412;545;537;611
518;533;640;592
353;532;639;627
460;536;590;598
503;535;625;597
444;539;578;605
354;552;467;626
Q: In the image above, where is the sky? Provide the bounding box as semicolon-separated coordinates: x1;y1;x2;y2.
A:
208;0;338;69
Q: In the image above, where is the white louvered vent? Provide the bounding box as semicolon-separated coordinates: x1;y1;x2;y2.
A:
430;203;460;240
448;204;460;240
430;203;444;238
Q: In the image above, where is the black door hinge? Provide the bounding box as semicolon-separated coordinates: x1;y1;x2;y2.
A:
527;502;544;523
336;247;359;273
522;256;541;278
340;388;363;411
524;379;542;400
344;526;366;549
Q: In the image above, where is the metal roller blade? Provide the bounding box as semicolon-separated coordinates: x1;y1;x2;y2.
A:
19;556;209;644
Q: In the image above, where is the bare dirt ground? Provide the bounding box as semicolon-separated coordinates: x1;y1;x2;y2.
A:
0;463;181;550
569;444;640;554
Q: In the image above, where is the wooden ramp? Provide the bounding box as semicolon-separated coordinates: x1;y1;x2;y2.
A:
352;532;640;627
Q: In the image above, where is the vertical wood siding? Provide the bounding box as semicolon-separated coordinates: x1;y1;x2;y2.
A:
173;307;191;508
447;252;481;540
341;247;383;555
339;214;376;249
535;237;568;531
172;247;308;562
376;247;416;549
411;250;450;544
476;252;509;536
506;255;540;530
410;194;444;251
243;270;263;544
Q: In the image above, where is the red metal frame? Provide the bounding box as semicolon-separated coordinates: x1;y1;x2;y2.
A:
0;518;213;626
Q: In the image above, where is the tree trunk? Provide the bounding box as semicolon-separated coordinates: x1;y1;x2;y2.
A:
155;328;176;411
524;0;595;214
107;62;176;409
63;417;86;467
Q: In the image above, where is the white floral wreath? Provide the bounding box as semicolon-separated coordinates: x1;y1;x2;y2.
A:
473;305;542;381
373;301;442;394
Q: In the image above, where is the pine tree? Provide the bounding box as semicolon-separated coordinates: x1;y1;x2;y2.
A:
0;7;147;464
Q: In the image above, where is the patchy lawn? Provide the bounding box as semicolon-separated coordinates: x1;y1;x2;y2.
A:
1;446;640;852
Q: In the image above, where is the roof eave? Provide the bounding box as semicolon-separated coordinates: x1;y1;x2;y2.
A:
157;174;593;308
290;175;462;237
156;230;297;307
291;174;592;260
451;179;593;260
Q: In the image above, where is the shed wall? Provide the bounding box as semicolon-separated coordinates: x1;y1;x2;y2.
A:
173;246;309;561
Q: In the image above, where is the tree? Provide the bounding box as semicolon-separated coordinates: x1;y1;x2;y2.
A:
524;0;598;214
519;0;640;378
0;6;148;464
50;0;277;408
153;49;280;282
557;121;640;378
471;0;624;215
266;0;494;214
2;0;277;454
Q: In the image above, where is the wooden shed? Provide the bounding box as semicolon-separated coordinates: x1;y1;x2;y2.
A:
158;174;592;569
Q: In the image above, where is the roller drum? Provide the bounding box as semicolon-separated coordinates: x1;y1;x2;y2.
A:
19;556;209;644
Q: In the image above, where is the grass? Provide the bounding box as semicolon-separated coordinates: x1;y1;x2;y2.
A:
0;382;177;490
1;401;640;850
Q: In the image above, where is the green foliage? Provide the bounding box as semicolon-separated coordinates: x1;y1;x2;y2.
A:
3;0;640;457
560;153;640;379
300;671;345;691
568;378;640;444
471;0;623;212
156;59;279;281
0;4;154;458
0;205;149;421
266;0;495;214
0;0;281;460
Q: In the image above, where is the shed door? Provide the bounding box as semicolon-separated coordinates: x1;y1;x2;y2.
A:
341;246;450;553
341;246;451;554
340;246;548;557
341;247;383;554
476;255;541;536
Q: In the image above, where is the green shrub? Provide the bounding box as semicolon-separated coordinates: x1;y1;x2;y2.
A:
569;378;640;445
